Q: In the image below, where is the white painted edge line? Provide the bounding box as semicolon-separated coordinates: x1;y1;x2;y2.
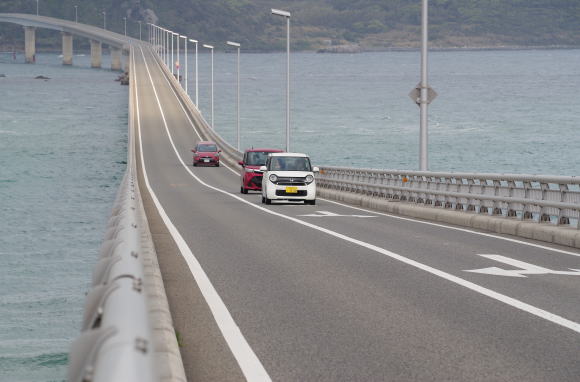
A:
135;47;272;382
138;48;580;336
318;197;580;258
147;50;580;260
148;50;239;176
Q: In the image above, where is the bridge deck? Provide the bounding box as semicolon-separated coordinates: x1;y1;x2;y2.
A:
131;45;580;381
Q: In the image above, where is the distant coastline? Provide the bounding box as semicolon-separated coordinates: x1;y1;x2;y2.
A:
1;44;579;55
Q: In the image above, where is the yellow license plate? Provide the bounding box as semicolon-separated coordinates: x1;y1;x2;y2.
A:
285;186;298;193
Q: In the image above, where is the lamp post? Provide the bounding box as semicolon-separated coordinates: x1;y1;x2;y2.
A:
170;31;175;76
138;20;141;40
271;8;291;151
190;39;199;107
181;35;187;91
165;29;170;68
102;11;106;30
74;5;78;23
227;41;241;150
36;0;39;16
203;44;214;129
174;32;180;81
123;17;127;36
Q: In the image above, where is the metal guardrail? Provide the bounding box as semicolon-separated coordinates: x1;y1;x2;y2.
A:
68;47;185;382
317;167;580;228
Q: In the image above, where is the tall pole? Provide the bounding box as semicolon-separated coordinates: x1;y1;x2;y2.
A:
190;39;199;107
204;45;214;129
74;5;78;23
182;36;188;92
123;17;127;36
165;29;169;68
227;41;241;149
171;32;174;76
102;11;106;30
419;0;429;171
272;9;292;152
138;21;141;40
175;33;180;81
36;0;39;16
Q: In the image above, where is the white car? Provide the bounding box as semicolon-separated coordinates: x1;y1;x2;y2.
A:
260;153;319;205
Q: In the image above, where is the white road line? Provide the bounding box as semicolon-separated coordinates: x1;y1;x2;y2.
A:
137;47;580;335
146;51;580;260
135;47;272;382
319;198;580;258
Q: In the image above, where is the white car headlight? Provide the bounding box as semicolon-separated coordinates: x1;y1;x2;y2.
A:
305;174;314;184
269;174;278;183
245;168;254;173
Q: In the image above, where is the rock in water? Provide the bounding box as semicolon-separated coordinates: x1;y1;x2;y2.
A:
35;75;50;80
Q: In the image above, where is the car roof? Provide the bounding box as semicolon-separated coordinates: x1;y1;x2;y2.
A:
244;148;283;153
197;141;217;146
269;152;309;158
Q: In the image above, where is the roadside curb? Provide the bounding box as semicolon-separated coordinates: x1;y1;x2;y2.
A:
319;188;580;250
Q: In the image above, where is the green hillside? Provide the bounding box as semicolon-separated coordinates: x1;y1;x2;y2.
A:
1;0;579;51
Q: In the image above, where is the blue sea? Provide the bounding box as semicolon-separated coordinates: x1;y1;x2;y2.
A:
1;48;579;381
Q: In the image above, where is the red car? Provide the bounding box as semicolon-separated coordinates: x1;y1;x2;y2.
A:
192;141;221;167
239;148;283;193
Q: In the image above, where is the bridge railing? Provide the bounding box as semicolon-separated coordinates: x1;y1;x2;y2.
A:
317;167;580;228
68;47;185;382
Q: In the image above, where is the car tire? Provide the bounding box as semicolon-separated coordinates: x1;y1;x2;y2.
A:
306;199;316;205
241;187;248;194
216;163;220;167
265;197;272;205
193;162;197;167
261;196;265;204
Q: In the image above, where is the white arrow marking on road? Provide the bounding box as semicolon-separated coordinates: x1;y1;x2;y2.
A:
465;254;580;278
298;210;376;218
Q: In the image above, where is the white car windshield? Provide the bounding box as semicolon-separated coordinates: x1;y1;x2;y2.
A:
269;157;311;171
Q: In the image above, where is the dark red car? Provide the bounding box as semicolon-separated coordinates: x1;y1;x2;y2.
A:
192;141;221;167
239;148;283;193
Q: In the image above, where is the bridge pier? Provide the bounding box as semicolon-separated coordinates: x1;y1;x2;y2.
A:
62;32;73;65
24;26;36;63
90;39;102;68
110;47;122;71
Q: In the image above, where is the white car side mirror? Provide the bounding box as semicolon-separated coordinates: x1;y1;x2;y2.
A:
259;166;267;172
312;166;320;173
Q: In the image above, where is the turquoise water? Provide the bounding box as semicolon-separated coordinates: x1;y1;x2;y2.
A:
0;53;127;381
191;49;580;175
1;49;579;381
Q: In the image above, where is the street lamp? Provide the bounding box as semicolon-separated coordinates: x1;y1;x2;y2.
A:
74;5;78;23
102;11;106;30
227;41;241;150
138;20;141;40
203;44;214;129
189;39;199;107
170;31;176;76
36;0;39;16
165;29;170;68
271;8;291;151
123;17;127;36
173;32;180;79
180;35;187;91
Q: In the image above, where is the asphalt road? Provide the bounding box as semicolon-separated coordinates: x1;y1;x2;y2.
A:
132;46;580;381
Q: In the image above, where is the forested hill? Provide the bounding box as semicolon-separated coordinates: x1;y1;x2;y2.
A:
1;0;579;51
